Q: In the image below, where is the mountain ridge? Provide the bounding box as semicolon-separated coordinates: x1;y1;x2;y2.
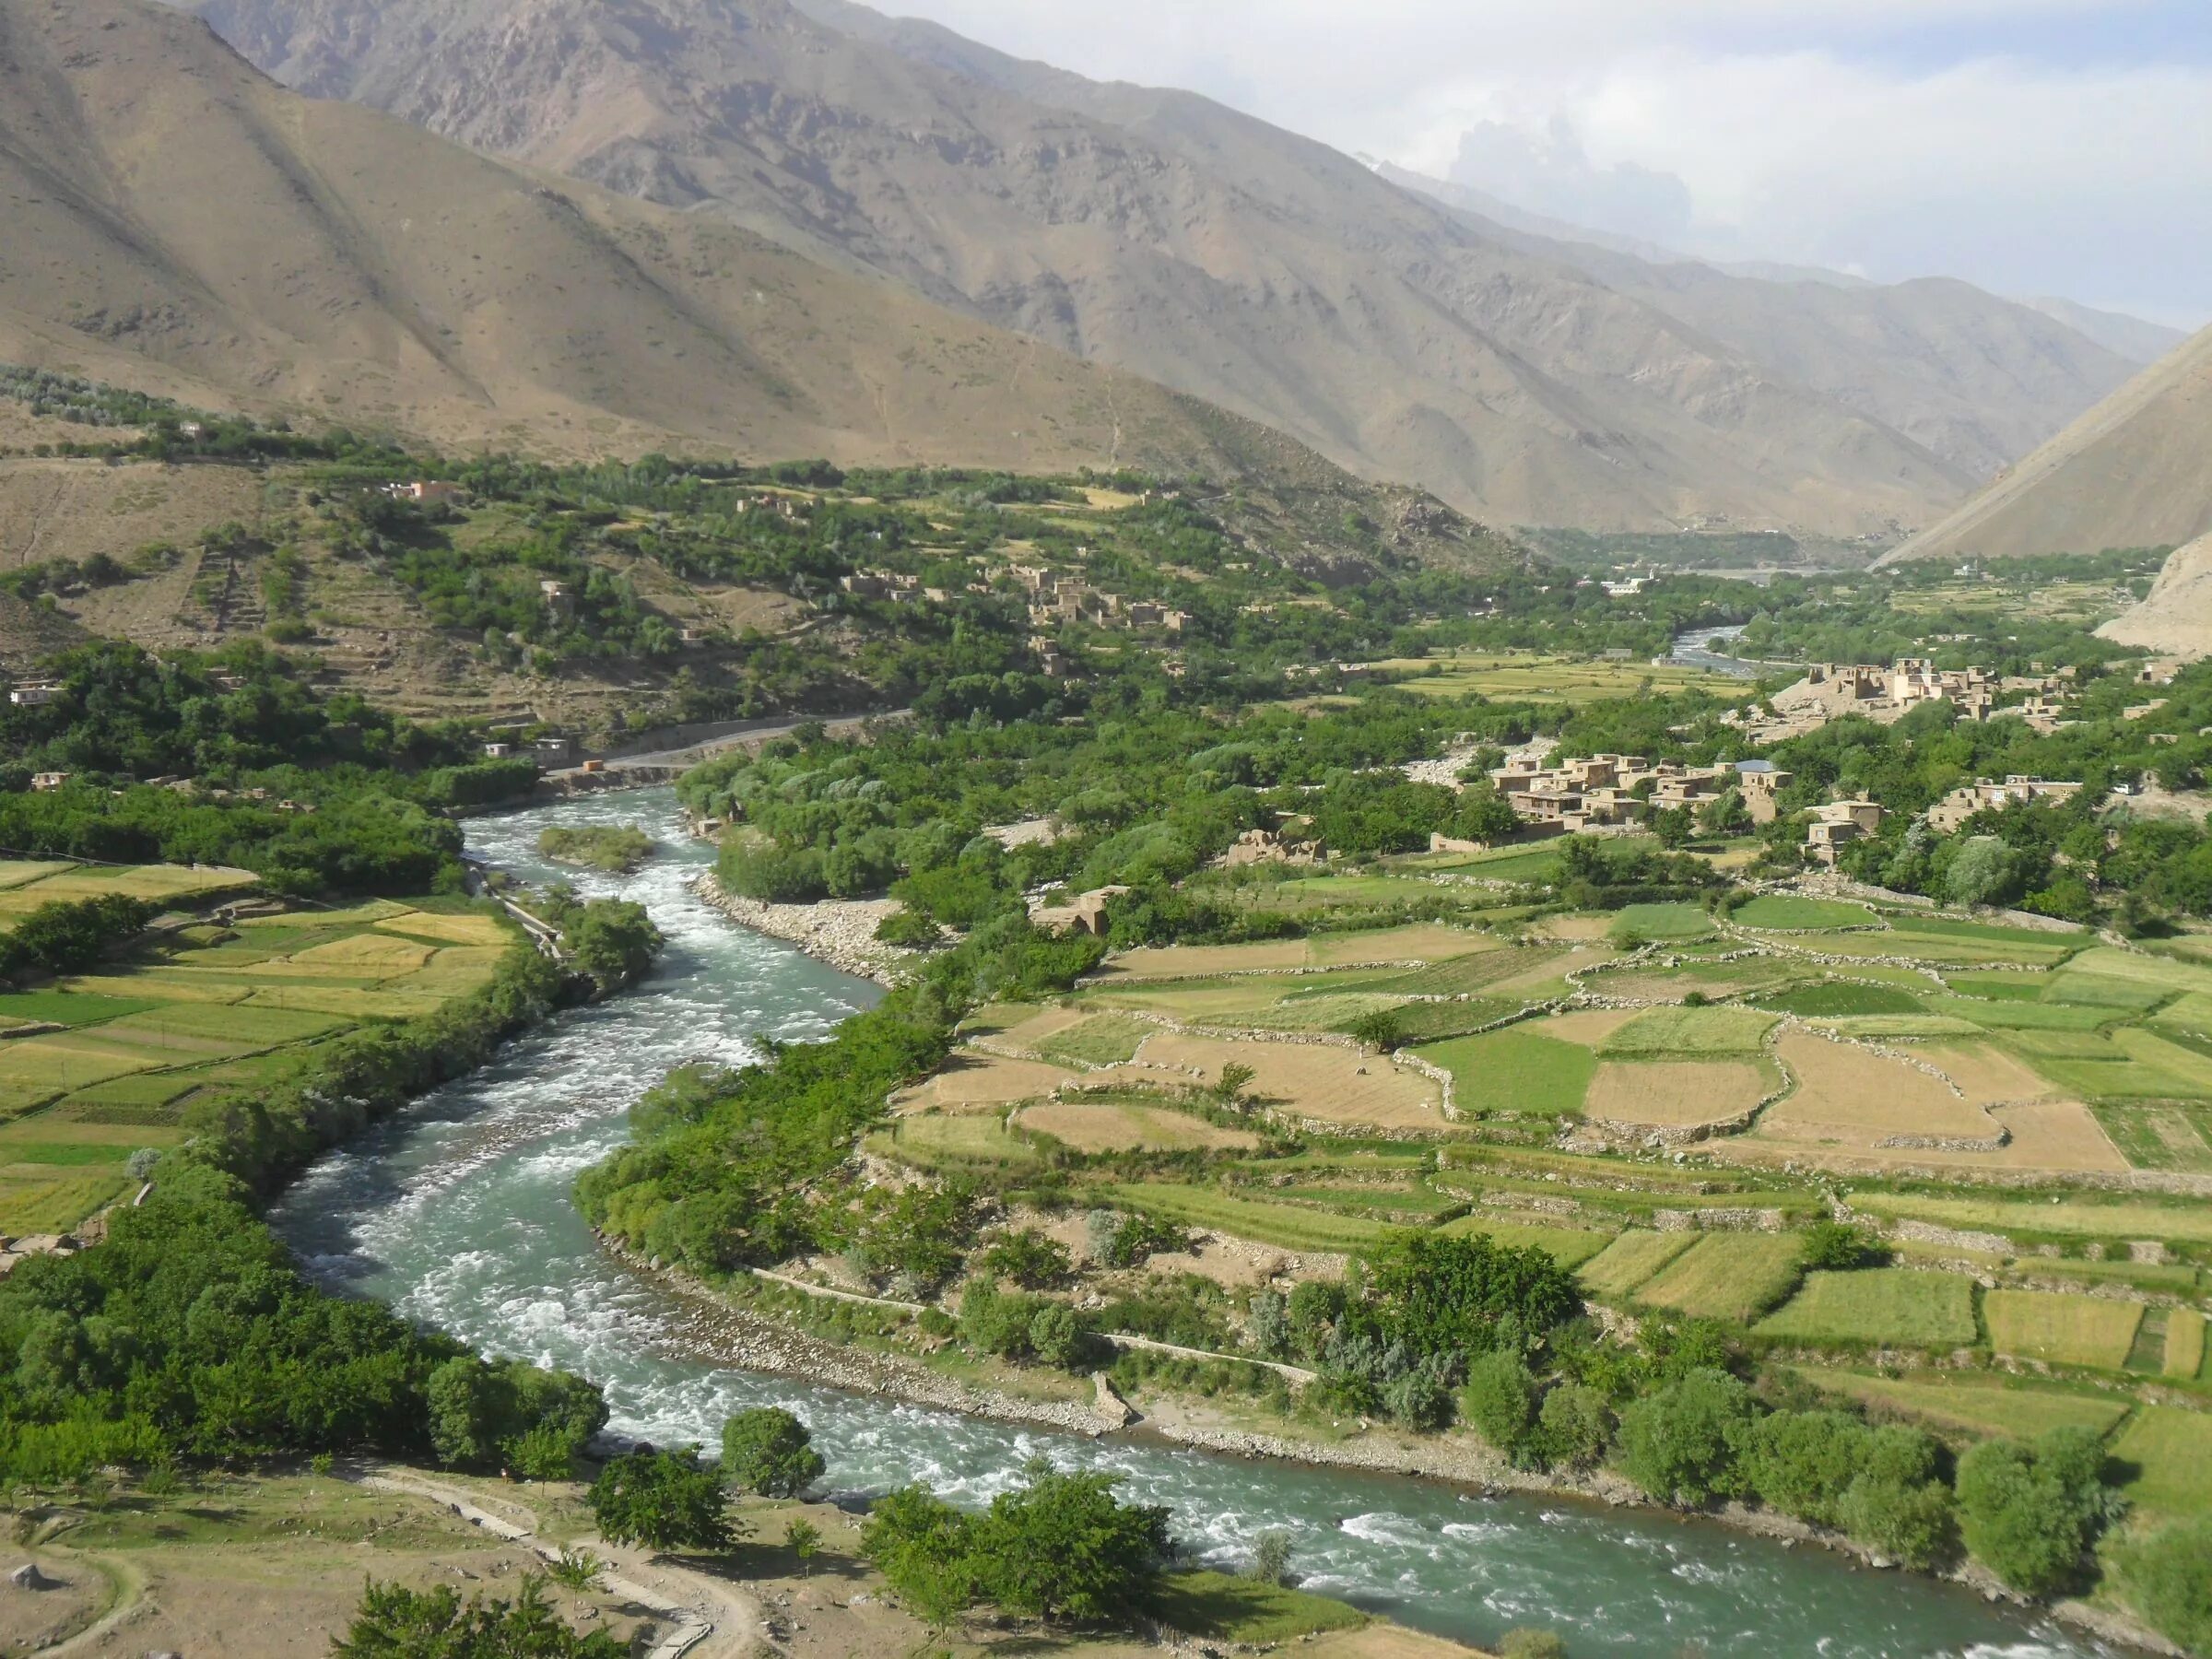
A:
1879;324;2212;565
172;0;2051;537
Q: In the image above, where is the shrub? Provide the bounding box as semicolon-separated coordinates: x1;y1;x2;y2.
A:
1499;1631;1570;1659
1837;1472;1958;1571
1028;1302;1088;1371
981;1227;1072;1289
1955;1427;2114;1596
1734;1409;1868;1527
721;1407;826;1499
1536;1382;1613;1471
1246;1290;1288;1359
587;1449;738;1552
333;1575;620;1657
1614;1369;1755;1507
1246;1529;1295;1586
875;907;944;949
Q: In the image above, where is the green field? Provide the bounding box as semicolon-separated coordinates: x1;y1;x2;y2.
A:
1391;654;1732;704
1436;1214;1615;1266
1609;902;1714;943
1753;981;1925;1018
1598;1005;1776;1057
1851;1191;2212;1247
1577;1230;1697;1300
2094;1104;2212;1172
1754;1269;1978;1348
1423;844;1566;886
2167;1309;2208;1380
1633;1232;1806;1322
2112;1407;2212;1524
1415;1027;1596;1118
1732;896;1877;931
1797;1370;2134;1441
1033;1014;1156;1067
1107;1184;1393;1253
1144;1571;1366;1643
1984;1289;2146;1370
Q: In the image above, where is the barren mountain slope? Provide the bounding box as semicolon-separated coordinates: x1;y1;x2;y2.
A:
2098;533;2212;660
1881;324;2212;564
179;0;1983;535
1373;164;2151;481
0;0;1300;478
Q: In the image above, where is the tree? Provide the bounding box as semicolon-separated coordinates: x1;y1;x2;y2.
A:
1536;1383;1612;1472
969;1465;1172;1624
1944;834;2025;910
1462;1350;1542;1465
1955;1428;2114;1596
1214;1061;1258;1112
333;1575;622;1657
1696;788;1750;838
1799;1221;1879;1272
1650;806;1695;850
784;1518;824;1575
1614;1369;1755;1507
861;1484;982;1635
1347;1009;1404;1053
721;1407;826;1500
587;1449;738;1552
1245;1529;1294;1586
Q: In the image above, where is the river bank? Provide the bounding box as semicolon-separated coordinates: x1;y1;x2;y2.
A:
602;1232;2179;1656
274;787;2133;1659
688;870;912;985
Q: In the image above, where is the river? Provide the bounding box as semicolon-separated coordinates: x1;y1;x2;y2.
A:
270;788;2114;1658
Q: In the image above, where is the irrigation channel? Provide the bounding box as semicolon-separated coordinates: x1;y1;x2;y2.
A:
271;788;2117;1657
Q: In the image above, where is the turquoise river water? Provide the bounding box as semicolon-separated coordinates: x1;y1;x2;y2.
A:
268;789;2119;1658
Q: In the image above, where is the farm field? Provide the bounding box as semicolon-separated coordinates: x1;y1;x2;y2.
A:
1388;653;1735;704
1754;1269;1978;1348
0;894;518;1235
1093;924;1495;982
1577;1230;1696;1299
0;859;258;923
1798;1369;2136;1441
1016;1100;1262;1154
1607;902;1713;942
1414;1027;1594;1120
2110;1407;2212;1524
1582;1060;1770;1130
1632;1232;1806;1323
1984;1289;2146;1370
1848;1191;2212;1248
1731;895;1877;931
1598;1006;1775;1057
2166;1309;2207;1379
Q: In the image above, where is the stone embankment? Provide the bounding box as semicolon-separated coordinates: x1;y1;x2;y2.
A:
689;873;912;986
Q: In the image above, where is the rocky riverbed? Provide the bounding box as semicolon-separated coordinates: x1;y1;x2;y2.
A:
689;873;912;986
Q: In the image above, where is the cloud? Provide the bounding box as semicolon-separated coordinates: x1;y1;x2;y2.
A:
867;0;2212;324
1448;116;1694;248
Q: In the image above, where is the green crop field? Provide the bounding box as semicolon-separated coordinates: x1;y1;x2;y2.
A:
1852;1191;2212;1247
1421;845;1567;886
1106;1184;1393;1253
1415;1027;1595;1118
0;1171;132;1233
1599;1005;1776;1057
1925;996;2113;1032
1578;1230;1697;1299
1984;1289;2146;1370
2094;1105;2212;1172
1797;1371;2134;1441
1753;982;1924;1018
1754;1269;1977;1348
1942;972;2050;1003
1609;902;1714;942
1633;1232;1806;1323
1370;947;1567;997
2045;974;2173;1012
1034;1014;1155;1067
1437;1215;1614;1266
1732;896;1877;931
2166;1310;2208;1380
2112;1407;2212;1524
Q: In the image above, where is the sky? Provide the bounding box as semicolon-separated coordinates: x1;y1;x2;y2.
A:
867;0;2212;330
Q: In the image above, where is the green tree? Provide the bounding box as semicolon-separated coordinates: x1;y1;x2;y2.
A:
1536;1382;1613;1471
860;1484;981;1635
980;1227;1071;1289
1614;1369;1755;1508
587;1449;737;1552
332;1575;622;1657
1799;1221;1879;1271
721;1407;826;1500
785;1518;824;1574
1461;1350;1542;1465
969;1465;1172;1624
1955;1428;2114;1596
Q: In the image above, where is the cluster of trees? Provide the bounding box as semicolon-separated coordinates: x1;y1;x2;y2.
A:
0;894;156;984
0;1160;604;1485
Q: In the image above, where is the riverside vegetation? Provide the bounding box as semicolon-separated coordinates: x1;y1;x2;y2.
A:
584;650;2212;1654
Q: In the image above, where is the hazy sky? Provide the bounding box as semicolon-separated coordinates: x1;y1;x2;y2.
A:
871;0;2212;329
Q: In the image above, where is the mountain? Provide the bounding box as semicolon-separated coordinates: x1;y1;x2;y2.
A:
0;0;1335;480
1371;162;2157;483
1879;324;2212;565
2098;534;2212;660
173;0;2016;537
2015;298;2189;369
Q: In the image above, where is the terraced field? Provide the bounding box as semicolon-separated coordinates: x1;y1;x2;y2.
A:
0;890;519;1235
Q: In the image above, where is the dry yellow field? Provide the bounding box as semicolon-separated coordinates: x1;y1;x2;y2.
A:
1115;1032;1449;1132
1015;1100;1261;1152
1098;940;1313;979
1583;1061;1769;1128
892;1052;1075;1112
1540;1006;1644;1047
1921;1042;2064;1106
1753;1030;1997;1146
